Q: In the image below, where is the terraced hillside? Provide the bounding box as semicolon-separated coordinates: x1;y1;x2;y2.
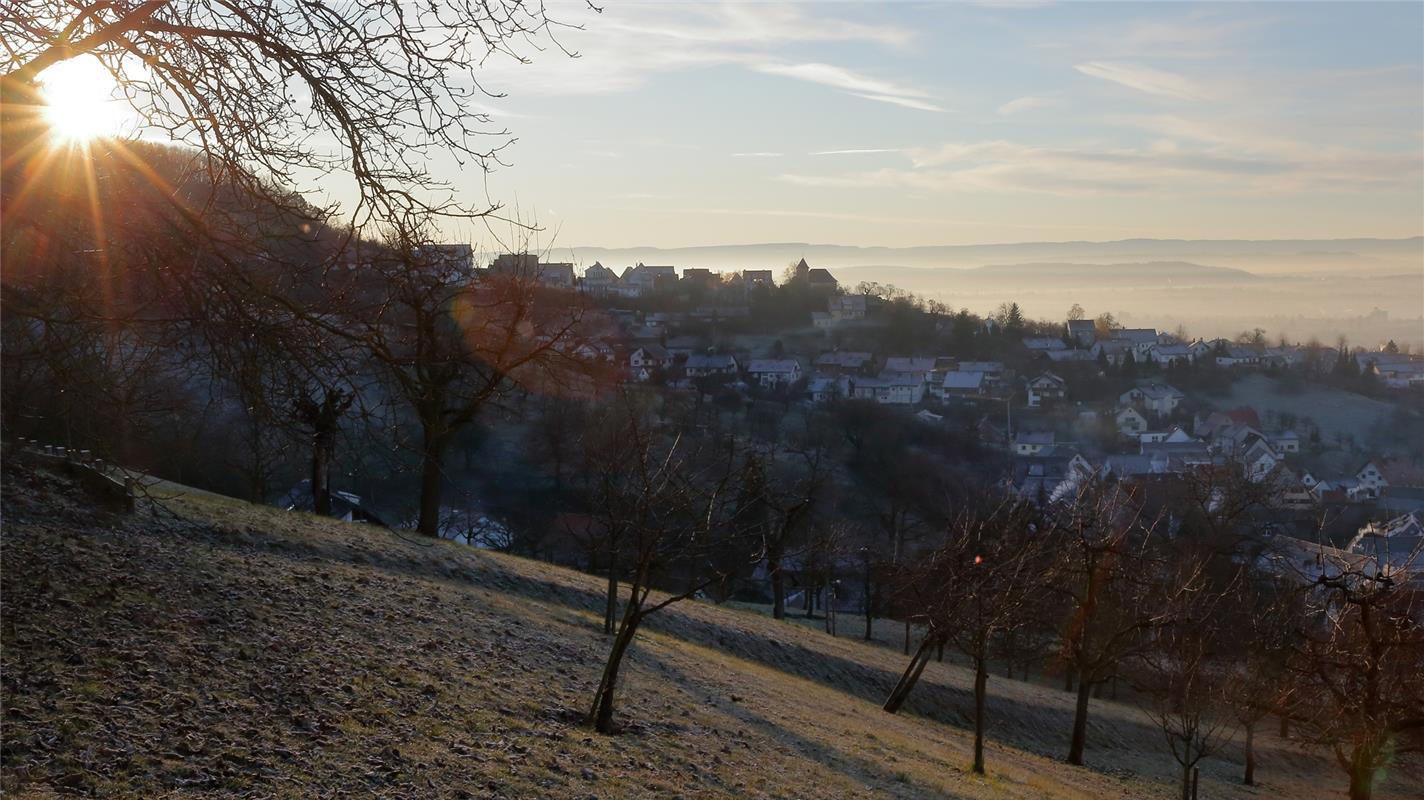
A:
2;459;1415;798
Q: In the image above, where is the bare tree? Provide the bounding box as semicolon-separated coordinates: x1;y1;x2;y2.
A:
1044;480;1164;766
321;226;607;535
737;443;828;620
585;420;755;734
886;501;1046;775
1136;559;1240;800
1287;544;1424;800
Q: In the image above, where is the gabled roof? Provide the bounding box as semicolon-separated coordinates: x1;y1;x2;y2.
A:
747;359;800;374
883;356;936;373
685;354;737;369
815;351;873;367
942;371;985;389
1029;371;1066;387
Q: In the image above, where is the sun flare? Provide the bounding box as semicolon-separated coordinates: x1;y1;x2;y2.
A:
38;57;127;143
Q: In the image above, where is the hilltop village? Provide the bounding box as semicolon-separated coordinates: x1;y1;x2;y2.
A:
426;252;1424;574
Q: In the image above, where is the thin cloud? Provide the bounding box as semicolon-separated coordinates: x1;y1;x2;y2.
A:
780;137;1420;197
1075;61;1208;100
997;95;1059;115
811;148;901;156
755;62;946;112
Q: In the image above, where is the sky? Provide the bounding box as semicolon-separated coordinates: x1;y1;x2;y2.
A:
359;1;1424;251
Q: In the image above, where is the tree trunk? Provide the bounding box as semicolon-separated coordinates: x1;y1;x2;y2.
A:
884;635;936;713
1064;668;1075;693
1243;720;1255;785
1181;761;1193;800
1067;674;1092;765
863;561;873;641
589;596;644;734
1004;631;1016;679
311;428;334;516
770;555;785;620
972;653;988;775
603;545;618;635
1348;745;1376;800
903;620;911;655
416;429;448;536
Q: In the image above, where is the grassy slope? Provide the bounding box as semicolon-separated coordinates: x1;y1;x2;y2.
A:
2;461;1415;799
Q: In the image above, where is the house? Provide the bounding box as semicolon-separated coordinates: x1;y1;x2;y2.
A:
1197;407;1262;439
1067;319;1096;346
828;294;867;320
489;252;575;288
941;370;986;397
1025;372;1067;408
811;311;835;329
681;267;717;288
1091;339;1133;366
1149;343;1193;367
851;372;925;405
747;359;802;388
1113;328;1159;351
1350;511;1424;582
1271;430;1301;454
1240;438;1282;481
883;357;937;377
417;243;475;279
1045;349;1095;363
1356;461;1388;497
1014;431;1055;456
683;353;738;377
1115;407;1148;435
792;259;839;290
1023;337;1066;352
742;269;775;287
806;376;846;403
1119;383;1184;417
1013;449;1094;504
1256;535;1369;586
814;351;874;375
632;345;674;372
623;263;678;294
1215;345;1262;369
1268;465;1317;510
581;262;619;294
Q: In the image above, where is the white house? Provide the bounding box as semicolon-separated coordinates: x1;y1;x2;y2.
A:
629;345;671;371
828;294;867;320
1025;372;1067;408
1271;431;1301;454
747;359;802;388
1356;461;1388;497
1116;407;1148;435
1014;431;1055;456
1119;383;1185;417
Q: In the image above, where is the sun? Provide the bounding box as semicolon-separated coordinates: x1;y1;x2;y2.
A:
38;56;128;143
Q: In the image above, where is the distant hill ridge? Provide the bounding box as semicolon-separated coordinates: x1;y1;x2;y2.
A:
545;237;1422;272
